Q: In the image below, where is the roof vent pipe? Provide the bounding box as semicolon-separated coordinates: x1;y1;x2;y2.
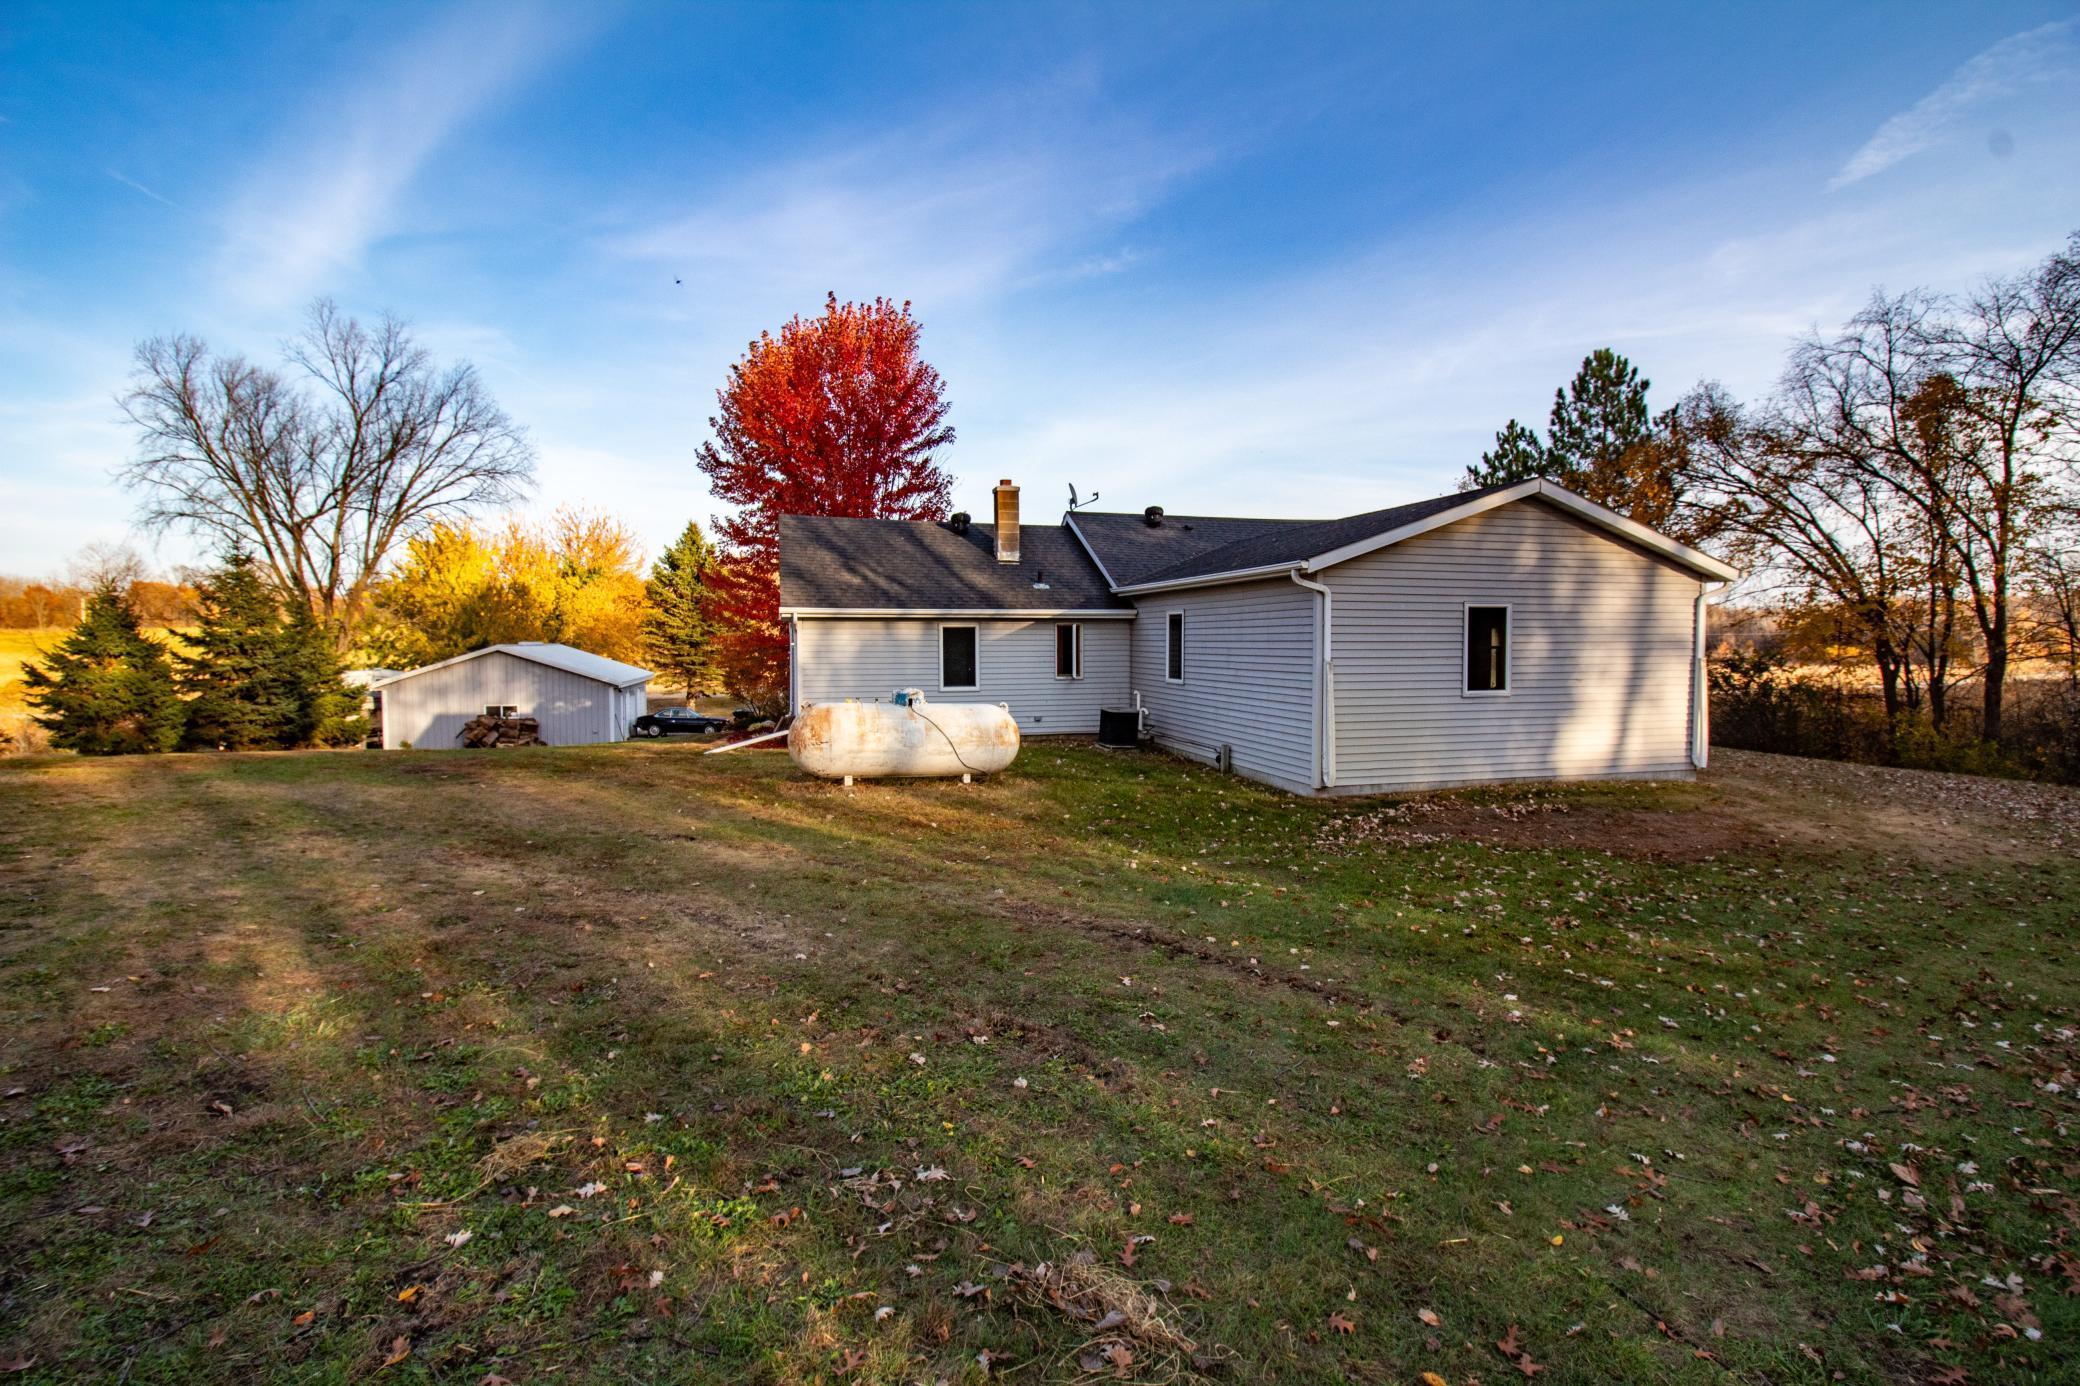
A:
993;480;1020;563
1143;506;1165;527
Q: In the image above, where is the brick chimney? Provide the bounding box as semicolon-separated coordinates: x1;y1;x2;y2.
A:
992;479;1020;564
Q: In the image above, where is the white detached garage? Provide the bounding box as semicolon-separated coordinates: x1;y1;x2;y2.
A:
372;643;652;750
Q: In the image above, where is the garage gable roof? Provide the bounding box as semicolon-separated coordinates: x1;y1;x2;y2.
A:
371;643;653;691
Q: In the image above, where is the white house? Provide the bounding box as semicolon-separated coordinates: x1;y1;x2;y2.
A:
371;643;652;750
778;478;1738;795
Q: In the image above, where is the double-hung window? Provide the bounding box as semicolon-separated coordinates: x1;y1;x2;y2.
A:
940;624;979;690
1464;605;1510;695
1054;622;1083;680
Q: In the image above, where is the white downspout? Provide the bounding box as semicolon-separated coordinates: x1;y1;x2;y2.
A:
1290;569;1335;790
788;616;800;717
1692;581;1725;769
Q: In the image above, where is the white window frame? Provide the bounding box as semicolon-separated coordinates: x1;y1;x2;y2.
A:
484;704;519;717
1165;610;1186;684
938;622;980;691
1054;622;1083;680
1462;603;1512;697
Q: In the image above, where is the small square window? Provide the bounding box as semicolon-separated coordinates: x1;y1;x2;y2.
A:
1166;612;1185;682
1465;606;1509;693
1055;623;1082;679
484;704;518;717
941;625;978;689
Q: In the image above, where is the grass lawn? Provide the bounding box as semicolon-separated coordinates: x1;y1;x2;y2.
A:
1;741;2075;1383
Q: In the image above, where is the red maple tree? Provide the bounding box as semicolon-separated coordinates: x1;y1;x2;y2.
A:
696;294;956;698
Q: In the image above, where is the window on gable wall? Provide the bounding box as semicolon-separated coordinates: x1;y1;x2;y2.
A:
1465;606;1509;693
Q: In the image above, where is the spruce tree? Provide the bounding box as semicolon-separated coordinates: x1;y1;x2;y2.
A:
280;601;366;747
22;583;185;754
642;521;719;698
178;549;295;750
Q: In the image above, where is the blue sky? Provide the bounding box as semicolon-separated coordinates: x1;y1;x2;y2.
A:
3;2;2078;577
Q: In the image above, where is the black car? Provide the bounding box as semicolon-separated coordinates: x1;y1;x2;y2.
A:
631;707;727;738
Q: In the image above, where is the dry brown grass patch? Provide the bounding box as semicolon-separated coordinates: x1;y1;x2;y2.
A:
1010;1251;1223;1383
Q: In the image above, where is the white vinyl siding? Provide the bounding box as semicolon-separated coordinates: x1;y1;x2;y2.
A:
1129;578;1318;793
380;651;647;749
1325;498;1700;791
795;617;1129;733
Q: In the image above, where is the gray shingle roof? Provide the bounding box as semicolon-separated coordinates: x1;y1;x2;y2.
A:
1064;512;1317;587
1091;484;1521;588
779;482;1729;611
779;514;1128;612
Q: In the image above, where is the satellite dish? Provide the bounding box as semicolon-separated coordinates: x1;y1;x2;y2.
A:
1067;483;1100;511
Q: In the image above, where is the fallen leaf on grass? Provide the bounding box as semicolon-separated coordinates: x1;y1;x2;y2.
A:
381;1335;411;1367
1328;1311;1356;1334
1417;1308;1441;1327
1167;1212;1194;1226
397;1285;423;1303
444;1229;472;1249
1497;1323;1544;1377
546;1205;575;1218
1889;1162;1920;1187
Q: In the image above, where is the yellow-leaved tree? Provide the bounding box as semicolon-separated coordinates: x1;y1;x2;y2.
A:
364;509;647;668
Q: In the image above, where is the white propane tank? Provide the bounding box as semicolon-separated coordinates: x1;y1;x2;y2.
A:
788;690;1019;780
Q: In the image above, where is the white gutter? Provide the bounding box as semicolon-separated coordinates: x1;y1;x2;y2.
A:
1289;569;1335;790
1691;580;1726;769
1114;559;1306;597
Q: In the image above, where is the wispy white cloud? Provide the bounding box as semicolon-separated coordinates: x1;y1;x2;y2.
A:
604;98;1206;312
106;170;177;208
1830;19;2078;189
214;2;586;309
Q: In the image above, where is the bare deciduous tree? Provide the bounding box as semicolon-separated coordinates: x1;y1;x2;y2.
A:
1682;233;2080;743
119;300;535;634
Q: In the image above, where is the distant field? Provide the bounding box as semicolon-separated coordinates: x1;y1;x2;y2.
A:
0;629;64;715
0;627;193;716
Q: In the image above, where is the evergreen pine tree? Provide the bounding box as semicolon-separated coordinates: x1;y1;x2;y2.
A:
1545;348;1652;483
22;583;186;754
1462;418;1555;489
642;521;719;698
177;549;296;750
280;601;366;747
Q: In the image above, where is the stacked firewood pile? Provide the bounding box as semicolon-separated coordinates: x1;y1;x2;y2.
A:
456;714;545;748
